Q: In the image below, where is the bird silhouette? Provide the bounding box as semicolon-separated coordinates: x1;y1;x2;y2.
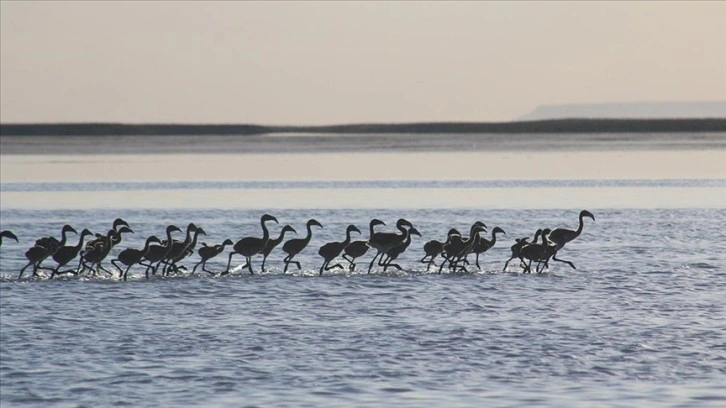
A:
318;225;360;275
281;219;323;273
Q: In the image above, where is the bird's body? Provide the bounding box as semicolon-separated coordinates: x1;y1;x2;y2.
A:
19;225;77;279
319;225;360;275
112;235;162;281
439;222;486;273
472;227;506;270
519;229;554;274
381;227;421;272
165;225;206;275
367;218;413;273
193;239;234;274
50;229;93;279
282;219;323;273
502;237;530;272
421;228;460;270
544;210;595;270
81;226;133;276
140;225;182;278
225;214;278;275
260;225;296;271
161;223;197;275
343;219;385;271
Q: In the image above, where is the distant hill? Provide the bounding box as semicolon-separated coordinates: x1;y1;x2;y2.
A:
518;101;726;121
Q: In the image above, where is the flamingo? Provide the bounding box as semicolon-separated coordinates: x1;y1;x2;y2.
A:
318;225;360;275
281;219;323;273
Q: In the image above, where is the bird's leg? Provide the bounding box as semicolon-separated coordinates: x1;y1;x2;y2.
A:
367;252;380;273
97;264;113;276
245;257;254;275
437;254;450;274
202;263;216;275
123;266;132;281
223;252;236;275
552;252;576;269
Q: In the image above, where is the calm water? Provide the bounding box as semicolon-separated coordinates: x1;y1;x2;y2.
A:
1;180;726;406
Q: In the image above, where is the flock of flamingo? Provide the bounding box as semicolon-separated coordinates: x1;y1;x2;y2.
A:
0;210;595;281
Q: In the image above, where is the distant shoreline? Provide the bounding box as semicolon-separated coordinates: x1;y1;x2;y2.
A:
2;118;725;137
2;119;725;155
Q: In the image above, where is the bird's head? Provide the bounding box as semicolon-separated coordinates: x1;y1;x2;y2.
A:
581;210;595;222
113;218;130;230
396;218;413;229
370;218;386;228
308;219;323;229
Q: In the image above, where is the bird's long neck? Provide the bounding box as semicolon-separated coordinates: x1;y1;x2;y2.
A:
272;228;292;246
109;230;124;248
142;238;157;255
575;214;586;238
490;230;499;245
189;230;202;249
343;229;355;247
400;230;413;250
164;229;175;250
59;229;71;247
395;222;409;240
464;225;479;244
181;226;194;246
261;220;272;242
368;221;379;238
303;223;315;245
73;232;89;252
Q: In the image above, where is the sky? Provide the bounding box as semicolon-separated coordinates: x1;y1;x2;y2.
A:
1;1;724;125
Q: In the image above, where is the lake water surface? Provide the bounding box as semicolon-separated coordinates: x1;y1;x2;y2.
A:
1;147;725;406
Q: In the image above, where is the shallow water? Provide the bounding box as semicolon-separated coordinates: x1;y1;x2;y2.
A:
1;203;725;406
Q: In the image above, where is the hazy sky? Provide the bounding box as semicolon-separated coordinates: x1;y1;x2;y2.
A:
1;1;724;124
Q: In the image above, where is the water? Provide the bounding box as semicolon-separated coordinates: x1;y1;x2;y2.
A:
2;201;726;406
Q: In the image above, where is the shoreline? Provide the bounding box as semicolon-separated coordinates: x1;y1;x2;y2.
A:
2;132;726;155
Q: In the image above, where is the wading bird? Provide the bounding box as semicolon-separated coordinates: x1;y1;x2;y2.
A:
367;218;413;273
421;228;460;271
319;225;360;275
49;228;93;279
282;219;323;273
260;225;296;272
472;227;506;270
18;224;77;279
343;218;385;271
225;214;278;275
193;239;234;275
112;235;162;281
545;210;595;270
